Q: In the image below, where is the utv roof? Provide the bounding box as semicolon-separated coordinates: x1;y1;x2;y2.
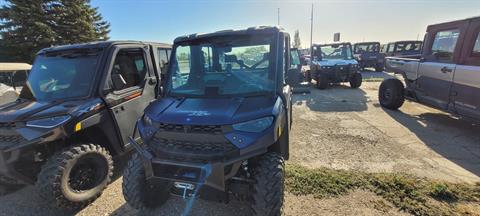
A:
38;41;171;54
0;63;31;72
174;26;286;43
388;40;422;44
427;16;480;31
353;42;380;45
312;42;352;46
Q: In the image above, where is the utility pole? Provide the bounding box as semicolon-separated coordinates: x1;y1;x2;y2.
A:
310;3;313;55
277;8;280;26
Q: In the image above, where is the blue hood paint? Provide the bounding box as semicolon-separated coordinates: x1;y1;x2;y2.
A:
145;96;278;125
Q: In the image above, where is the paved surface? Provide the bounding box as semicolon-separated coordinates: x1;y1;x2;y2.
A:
0;71;479;215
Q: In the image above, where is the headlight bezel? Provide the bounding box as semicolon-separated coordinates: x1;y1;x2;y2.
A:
232;116;274;133
26;115;71;129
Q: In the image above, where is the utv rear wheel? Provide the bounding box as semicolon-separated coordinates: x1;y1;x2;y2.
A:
251;152;285;216
349;73;362;88
379;78;405;110
122;153;171;211
305;70;312;83
375;64;384;72
316;74;328;89
36;144;113;209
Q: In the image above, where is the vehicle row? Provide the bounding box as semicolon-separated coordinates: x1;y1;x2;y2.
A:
0;27;297;215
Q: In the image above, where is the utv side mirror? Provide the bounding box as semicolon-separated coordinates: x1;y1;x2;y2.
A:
112;73;127;91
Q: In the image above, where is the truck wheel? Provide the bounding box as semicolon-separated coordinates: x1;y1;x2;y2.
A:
250;152;285;216
316;74;328;89
123;153;171;211
349;73;362;88
379;78;405;110
36;144;113;209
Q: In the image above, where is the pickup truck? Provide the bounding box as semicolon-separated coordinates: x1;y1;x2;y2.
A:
380;16;480;121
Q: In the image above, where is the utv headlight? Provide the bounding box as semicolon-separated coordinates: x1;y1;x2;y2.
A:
232;116;274;133
26;115;71;128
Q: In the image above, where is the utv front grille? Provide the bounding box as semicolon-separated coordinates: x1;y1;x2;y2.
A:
157;123;222;134
0;122;17;129
0;134;25;145
152;137;236;155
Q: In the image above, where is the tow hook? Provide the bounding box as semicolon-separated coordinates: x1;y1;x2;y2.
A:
174;182;195;199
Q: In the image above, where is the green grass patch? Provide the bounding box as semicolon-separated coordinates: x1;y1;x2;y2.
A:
285;164;480;216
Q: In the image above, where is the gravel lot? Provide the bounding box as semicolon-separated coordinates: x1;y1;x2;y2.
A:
1;71;479;215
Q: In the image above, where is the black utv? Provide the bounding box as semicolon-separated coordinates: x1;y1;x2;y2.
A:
122;26;297;215
353;42;385;72
0;41;171;209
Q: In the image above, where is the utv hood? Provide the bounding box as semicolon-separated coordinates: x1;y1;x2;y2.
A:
145;96;279;125
311;59;358;66
0;98;103;122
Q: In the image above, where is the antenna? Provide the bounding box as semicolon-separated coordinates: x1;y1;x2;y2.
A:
277;8;280;26
310;3;313;55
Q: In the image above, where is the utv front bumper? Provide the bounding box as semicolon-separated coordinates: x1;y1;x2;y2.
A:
0;141;38;185
128;131;269;192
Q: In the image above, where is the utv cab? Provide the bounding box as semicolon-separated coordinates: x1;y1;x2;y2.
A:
0;41;171;209
308;42;362;89
353;42;385;72
123;26;294;215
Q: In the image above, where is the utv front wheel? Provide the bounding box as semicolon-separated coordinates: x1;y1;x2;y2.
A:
375;64;384;72
251;152;285;216
349;73;362;88
36;144;113;209
379;78;405;110
316;74;328;89
122;153;171;211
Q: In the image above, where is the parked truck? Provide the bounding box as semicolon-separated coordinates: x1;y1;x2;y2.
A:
0;41;171;209
353;42;385;72
380;16;480;121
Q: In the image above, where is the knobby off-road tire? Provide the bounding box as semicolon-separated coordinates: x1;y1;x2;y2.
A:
251;152;285;216
36;144;113;209
122;153;171;211
349;72;362;88
316;74;328;89
379;78;405;110
375;64;384;72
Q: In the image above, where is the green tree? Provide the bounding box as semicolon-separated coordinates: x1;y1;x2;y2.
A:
0;0;56;62
293;30;301;49
0;0;110;62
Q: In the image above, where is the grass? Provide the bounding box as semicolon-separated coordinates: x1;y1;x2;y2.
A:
285;164;480;216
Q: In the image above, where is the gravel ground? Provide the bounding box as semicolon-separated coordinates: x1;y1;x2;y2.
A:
1;72;479;215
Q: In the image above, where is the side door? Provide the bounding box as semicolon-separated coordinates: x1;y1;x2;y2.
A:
103;45;157;146
452;19;480;119
415;24;466;110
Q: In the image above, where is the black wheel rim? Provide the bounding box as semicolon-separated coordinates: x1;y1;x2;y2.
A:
383;88;392;101
68;154;108;193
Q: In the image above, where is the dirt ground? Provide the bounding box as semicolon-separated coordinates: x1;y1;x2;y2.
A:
0;71;479;215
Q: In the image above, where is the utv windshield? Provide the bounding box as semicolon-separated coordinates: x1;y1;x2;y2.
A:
19;49;101;101
167;35;274;97
354;43;380;54
313;44;353;60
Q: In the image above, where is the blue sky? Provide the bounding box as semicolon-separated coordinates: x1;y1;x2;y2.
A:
2;0;480;47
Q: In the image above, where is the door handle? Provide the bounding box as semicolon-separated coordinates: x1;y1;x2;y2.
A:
440;66;453;73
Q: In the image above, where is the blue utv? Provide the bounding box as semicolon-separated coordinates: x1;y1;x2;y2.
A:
122;26;298;215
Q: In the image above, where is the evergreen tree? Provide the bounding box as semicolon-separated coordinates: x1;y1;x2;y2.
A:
0;0;110;62
293;30;301;49
0;0;56;62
